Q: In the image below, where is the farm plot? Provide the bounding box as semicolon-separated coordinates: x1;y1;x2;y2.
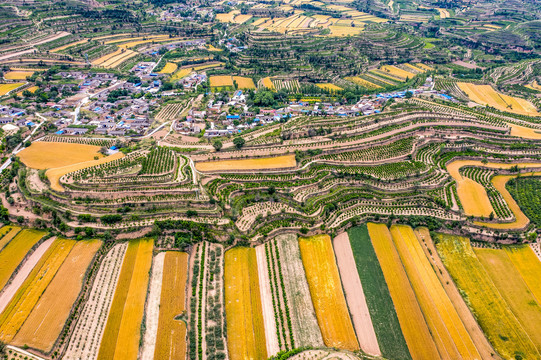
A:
97;238;154;360
345;77;381;89
224;247;267;360
0;83;24;96
154;252;188;360
380;66;415;80
0;238;75;343
233;76;256;90
159;62;178;74
0;226;21;252
64;243;128;360
347;225;411;360
507;123;541;140
261;77;275;90
458;82;540;116
47;152;125;192
141;253;165;360
196;155;296;172
0;229;46;291
316;83;343;92
389;225;480;359
475;248;541;352
275;234;323;349
504;246;541;305
333;233;380;356
18;142;103;169
298;235;359;351
155;103;186;121
210;75;234;88
436;234;540;359
12;240;102;352
4;71;34;80
366;223;440;360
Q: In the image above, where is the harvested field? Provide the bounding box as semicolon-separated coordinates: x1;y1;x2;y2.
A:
159;62;178;74
475;248;541;352
4;71;34;80
16;86;38;97
0;229;46;291
347;226;410;360
333;233;380;356
91;49;122;66
508;123;541;140
0;226;21;252
380;65;415;80
64;243;128;360
504;246;541;304
153;252;188;360
390;225;480;359
367;223;440;360
210;75;234;88
97;238;154;360
0;238;75;343
276;234;323;349
51;39;88;52
262;77;275;90
224;247;267;360
12;240;102;352
233;76;256;89
170;68;193;81
316;83;343;91
196;155;296;172
0;83;24;96
328;26;363;36
47;152;125;192
18;142;103;169
299;235;359;351
436;234;540;359
255;245;280;356
458;82;540;116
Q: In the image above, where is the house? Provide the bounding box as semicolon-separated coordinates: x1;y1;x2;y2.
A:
63;127;89;135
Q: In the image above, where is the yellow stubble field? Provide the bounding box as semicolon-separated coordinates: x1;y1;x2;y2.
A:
233;76;256;90
316;83;343;91
0;238;75;343
345;77;381;89
210;75;234;88
380;66;415;80
4;71;34;80
367;223;440;360
97;238;154;360
224;247;267;360
298;235;359;351
154;251;189;360
12;239;102;352
390;225;480;359
0;83;24;96
196;155;296;172
458;82;540;116
0;229;46;291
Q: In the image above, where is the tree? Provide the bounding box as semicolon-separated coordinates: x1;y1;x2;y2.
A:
233;137;245;149
405;91;413;98
213;140;223;151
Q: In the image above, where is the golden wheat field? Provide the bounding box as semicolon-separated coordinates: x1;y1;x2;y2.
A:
316;83;343;91
18;141;103;169
98;238;154;360
0;238;75;343
159;62;178;74
262;77;275;90
196;155;296;172
4;71;34;80
47;152;125;192
17;85;38;97
299;235;359;351
0;83;24;96
367;223;440;360
0;226;21;252
504;246;541;304
345;77;381;89
233;76;256;90
12;239;102;352
0;229;45;291
390;225;480;359
380;66;415;79
154;252;188;360
224;247;267;360
458;82;540;116
210;75;234;88
51;39;88;52
436;234;540;359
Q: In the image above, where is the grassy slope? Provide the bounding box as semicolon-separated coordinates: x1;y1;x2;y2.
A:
347;225;411;360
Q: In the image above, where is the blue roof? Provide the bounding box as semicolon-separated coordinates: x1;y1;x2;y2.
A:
55;130;64;135
227;115;240;119
110;146;117;150
26;121;35;126
150;73;158;76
